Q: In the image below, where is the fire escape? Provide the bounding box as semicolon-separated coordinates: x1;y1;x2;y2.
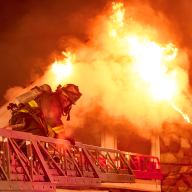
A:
0;128;161;192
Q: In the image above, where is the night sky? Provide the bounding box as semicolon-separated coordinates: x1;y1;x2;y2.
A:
1;0;192;105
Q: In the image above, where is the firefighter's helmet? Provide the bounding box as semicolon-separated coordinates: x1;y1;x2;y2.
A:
57;84;82;104
40;84;52;93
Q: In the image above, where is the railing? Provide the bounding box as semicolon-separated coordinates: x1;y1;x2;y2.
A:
123;152;161;180
83;144;161;180
0;128;161;192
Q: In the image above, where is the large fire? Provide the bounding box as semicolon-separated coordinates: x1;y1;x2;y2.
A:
47;2;191;127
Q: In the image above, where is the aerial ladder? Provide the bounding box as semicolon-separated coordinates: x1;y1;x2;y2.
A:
0;128;162;192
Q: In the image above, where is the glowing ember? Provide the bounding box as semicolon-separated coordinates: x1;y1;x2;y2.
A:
51;52;73;83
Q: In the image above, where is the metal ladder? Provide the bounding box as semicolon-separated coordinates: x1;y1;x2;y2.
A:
0;128;161;192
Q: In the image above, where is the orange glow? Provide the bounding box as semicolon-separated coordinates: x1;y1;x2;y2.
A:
109;3;179;102
109;2;125;37
51;52;73;83
45;1;191;127
128;37;178;101
107;2;191;124
111;2;124;27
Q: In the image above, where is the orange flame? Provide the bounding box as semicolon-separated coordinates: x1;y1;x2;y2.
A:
128;37;178;101
108;2;191;124
47;2;191;126
51;51;73;83
109;2;125;37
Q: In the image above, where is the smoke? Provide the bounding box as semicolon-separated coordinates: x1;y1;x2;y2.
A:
0;0;107;101
1;0;192;140
147;0;192;88
146;0;192;45
61;1;191;135
0;0;107;126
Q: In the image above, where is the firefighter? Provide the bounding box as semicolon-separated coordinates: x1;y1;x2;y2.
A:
8;84;82;143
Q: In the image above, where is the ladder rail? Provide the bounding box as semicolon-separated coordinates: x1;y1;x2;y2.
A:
0;128;161;191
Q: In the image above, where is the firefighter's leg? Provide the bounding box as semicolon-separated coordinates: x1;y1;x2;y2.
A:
10;112;45;136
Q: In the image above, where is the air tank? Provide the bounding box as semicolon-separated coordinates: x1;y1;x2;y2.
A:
15;84;52;104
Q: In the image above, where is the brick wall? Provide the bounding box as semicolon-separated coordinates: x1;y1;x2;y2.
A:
160;123;192;192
